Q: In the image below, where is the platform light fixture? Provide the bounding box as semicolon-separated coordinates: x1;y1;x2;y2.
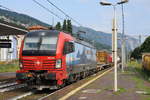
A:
99;0;128;92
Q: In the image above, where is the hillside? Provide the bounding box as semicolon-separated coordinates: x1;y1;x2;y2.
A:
0;8;139;51
73;26;139;51
0;8;111;50
0;8;50;28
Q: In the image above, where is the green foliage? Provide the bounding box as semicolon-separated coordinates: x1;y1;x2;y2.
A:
94;42;111;50
62;19;67;31
127;61;150;82
55;22;61;31
67;20;72;34
0;60;19;72
130;47;141;59
141;36;150;52
132;76;150;95
113;88;127;95
127;61;150;95
127;61;141;68
56;19;73;35
131;36;150;59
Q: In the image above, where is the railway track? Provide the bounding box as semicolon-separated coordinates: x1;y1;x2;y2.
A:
6;67;112;100
0;78;16;86
0;66;112;100
0;82;17;89
0;80;27;93
0;83;27;93
8;90;36;100
0;81;8;84
7;86;63;100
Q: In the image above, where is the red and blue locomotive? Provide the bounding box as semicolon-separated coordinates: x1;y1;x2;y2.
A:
16;27;97;90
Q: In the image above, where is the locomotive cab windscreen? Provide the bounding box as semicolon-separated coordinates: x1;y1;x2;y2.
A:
22;30;59;56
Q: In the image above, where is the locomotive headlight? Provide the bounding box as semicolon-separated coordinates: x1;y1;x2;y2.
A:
56;59;62;68
19;62;23;69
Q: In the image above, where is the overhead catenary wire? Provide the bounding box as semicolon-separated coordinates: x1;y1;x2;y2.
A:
32;0;64;21
46;0;82;26
1;0;83;27
0;5;14;12
1;1;82;26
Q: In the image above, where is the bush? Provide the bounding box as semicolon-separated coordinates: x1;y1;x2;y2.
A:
0;60;19;72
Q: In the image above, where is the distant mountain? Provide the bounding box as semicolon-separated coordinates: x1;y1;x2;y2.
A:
0;8;50;28
0;8;139;51
73;26;139;51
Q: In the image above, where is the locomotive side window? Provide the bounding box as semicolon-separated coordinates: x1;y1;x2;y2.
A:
64;42;75;54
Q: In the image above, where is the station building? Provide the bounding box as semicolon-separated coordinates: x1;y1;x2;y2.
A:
0;35;24;61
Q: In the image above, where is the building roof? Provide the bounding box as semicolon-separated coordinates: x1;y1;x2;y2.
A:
0;20;28;36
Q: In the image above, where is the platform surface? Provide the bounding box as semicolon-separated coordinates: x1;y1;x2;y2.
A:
58;68;150;100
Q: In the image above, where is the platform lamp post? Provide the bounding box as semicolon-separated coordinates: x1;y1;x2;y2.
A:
100;0;128;92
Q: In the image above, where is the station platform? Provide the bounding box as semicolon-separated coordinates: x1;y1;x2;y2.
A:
43;69;150;100
56;68;150;100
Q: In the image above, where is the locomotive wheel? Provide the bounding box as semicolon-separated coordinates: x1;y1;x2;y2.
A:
67;75;74;84
74;74;80;82
59;80;66;88
81;72;86;79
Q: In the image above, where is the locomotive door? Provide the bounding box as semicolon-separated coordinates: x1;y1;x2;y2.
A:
65;41;74;74
70;52;74;73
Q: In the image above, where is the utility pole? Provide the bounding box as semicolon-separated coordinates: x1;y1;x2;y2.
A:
121;2;125;72
113;5;118;91
112;24;115;63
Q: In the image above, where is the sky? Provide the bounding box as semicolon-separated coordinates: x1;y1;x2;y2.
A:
0;0;150;38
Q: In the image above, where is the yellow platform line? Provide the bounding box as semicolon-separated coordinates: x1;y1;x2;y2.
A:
59;67;114;100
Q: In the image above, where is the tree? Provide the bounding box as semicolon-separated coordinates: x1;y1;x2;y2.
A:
67;20;72;34
140;36;150;53
131;36;150;59
62;19;67;31
55;22;61;30
130;47;141;59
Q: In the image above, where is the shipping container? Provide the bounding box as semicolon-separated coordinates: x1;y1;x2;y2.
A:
142;53;150;71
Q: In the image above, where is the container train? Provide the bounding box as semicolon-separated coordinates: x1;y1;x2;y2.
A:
16;26;112;90
96;51;112;67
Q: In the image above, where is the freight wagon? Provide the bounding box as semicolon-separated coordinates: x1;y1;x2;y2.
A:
96;51;112;68
142;53;150;71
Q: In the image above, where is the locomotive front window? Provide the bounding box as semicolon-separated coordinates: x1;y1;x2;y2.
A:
40;37;57;50
23;36;57;51
22;30;59;56
23;37;39;50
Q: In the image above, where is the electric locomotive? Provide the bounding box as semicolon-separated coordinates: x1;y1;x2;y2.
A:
16;27;97;90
